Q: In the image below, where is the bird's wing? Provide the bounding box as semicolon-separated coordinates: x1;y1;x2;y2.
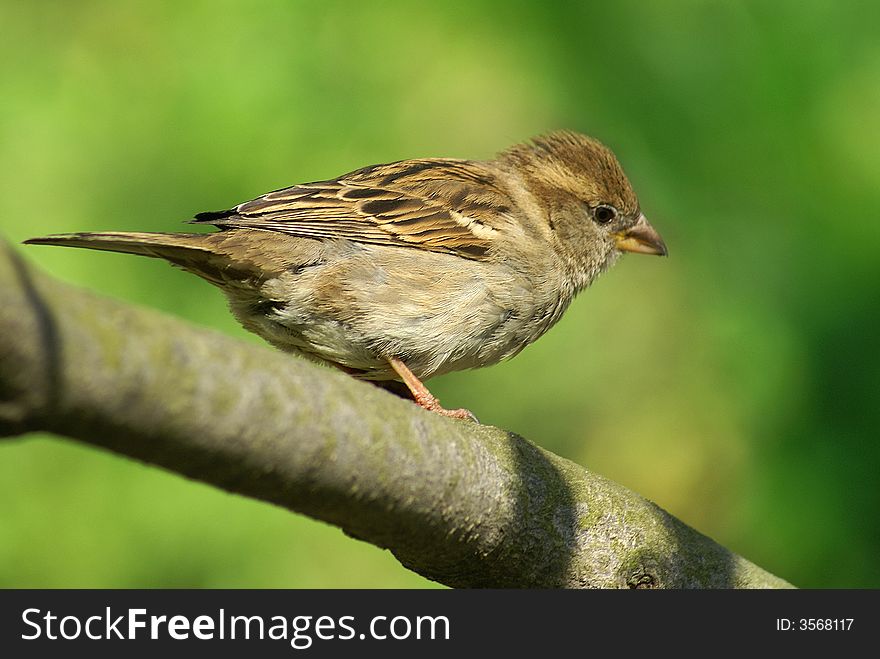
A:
191;159;514;260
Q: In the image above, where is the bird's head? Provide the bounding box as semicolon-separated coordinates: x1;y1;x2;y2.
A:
501;130;667;286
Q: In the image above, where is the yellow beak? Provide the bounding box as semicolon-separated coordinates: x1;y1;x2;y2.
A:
613;213;668;256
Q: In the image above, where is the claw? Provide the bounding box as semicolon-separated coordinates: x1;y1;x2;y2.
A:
385;356;479;423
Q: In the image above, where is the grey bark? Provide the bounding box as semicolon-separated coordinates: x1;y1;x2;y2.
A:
0;241;792;588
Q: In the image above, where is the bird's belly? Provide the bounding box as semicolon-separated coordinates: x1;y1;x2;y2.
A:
252;296;524;380
227;245;559;380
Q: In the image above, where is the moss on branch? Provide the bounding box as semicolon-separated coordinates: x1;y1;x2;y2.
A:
0;241;792;588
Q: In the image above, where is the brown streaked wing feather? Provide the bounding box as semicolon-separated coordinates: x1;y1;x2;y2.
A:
193;159;513;260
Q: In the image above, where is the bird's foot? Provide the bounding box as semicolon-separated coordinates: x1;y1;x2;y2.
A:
412;393;479;422
385;356;479;423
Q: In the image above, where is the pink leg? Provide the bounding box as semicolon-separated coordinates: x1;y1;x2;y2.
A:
386;356;478;422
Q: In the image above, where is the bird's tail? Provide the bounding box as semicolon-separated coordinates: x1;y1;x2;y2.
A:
24;231;254;286
24;231;213;259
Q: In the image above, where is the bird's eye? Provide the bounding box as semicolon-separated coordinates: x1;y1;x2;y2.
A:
594;204;617;224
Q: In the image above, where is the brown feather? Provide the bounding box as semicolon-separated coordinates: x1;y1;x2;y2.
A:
23;232;288;287
191;159;513;260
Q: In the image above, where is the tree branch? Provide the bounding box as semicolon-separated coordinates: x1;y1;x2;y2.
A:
0;241;792;588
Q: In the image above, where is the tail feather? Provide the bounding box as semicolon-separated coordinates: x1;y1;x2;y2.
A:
24;231;255;286
24;232;213;260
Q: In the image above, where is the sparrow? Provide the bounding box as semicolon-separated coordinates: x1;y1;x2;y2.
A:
26;131;666;421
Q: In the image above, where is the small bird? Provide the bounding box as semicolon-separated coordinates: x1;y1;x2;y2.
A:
26;131;666;421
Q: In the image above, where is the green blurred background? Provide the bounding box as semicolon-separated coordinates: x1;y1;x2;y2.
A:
2;0;878;588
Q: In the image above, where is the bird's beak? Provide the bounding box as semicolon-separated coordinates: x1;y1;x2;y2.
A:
613;213;668;256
